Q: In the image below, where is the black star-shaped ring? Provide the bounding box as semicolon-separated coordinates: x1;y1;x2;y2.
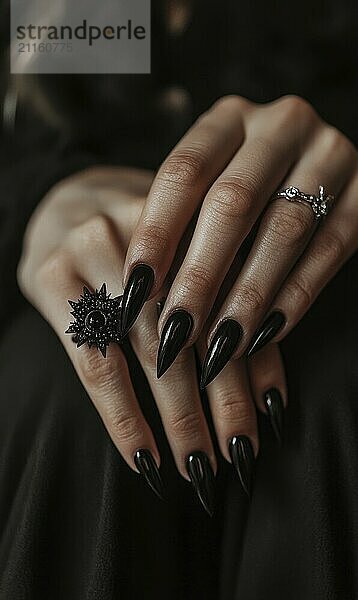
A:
65;283;122;357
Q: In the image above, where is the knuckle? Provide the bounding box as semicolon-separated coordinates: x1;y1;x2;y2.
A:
108;409;143;445
279;94;317;122
320;126;357;161
212;94;250;113
210;177;257;222
315;228;346;264
168;409;202;440
78;349;119;390
269;205;311;248
217;392;253;426
37;247;72;289
320;126;344;151
238;282;266;313
182;263;213;297
67;214;116;253
158;147;208;188
285;277;313;312
135;221;171;256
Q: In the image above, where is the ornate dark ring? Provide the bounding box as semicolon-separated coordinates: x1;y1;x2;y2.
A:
65;283;122;357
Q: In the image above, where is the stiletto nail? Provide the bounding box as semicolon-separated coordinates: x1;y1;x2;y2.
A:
247;311;286;356
229;436;255;497
186;451;215;516
157;310;193;378
120;264;154;337
134;449;164;499
200;319;243;389
264;388;284;445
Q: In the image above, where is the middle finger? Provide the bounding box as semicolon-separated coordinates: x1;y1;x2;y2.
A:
157;96;317;375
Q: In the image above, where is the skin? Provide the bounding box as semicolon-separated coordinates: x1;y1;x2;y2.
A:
123;95;358;356
18;165;284;482
18;93;357;482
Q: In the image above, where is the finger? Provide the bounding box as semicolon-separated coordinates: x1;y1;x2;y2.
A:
72;215;216;513
157;96;319;375
130;298;217;515
252;159;358;349
120;96;248;336
34;216;163;498
201;124;356;387
197;331;258;497
248;343;287;446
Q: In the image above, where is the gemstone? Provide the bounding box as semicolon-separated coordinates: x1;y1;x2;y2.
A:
286;186;299;199
85;310;107;332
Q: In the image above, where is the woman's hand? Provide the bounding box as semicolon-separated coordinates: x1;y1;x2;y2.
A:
18;166;286;513
120;95;357;386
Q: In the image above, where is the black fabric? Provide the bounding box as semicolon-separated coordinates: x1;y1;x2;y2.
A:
0;0;357;598
0;308;225;598
221;254;358;600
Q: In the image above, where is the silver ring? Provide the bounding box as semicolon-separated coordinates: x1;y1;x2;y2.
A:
273;185;335;220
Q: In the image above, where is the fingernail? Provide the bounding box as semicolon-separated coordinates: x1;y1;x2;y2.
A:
264;388;284;445
134;449;164;499
121;264;155;337
186;451;215;516
200;319;243;389
157;310;193;378
247;311;286;356
228;436;255;498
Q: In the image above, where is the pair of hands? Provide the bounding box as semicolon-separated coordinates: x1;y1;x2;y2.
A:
18;95;358;513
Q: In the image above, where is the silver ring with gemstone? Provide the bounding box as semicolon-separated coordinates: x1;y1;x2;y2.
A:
273;185;335;220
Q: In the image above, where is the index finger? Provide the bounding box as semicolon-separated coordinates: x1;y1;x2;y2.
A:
120;96;250;336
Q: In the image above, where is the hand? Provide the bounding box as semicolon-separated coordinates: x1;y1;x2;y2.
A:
120;95;357;387
18;166;285;513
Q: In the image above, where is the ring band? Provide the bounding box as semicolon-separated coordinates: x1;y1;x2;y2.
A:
273;185;335;220
65;283;122;357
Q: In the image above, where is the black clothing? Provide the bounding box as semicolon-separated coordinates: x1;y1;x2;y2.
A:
0;1;357;598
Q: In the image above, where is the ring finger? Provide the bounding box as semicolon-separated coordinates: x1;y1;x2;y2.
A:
201;125;356;387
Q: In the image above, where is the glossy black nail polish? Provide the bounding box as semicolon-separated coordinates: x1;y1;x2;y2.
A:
157;310;193;378
186;451;215;516
264;388;284;445
247;311;286;357
134;449;164;499
229;436;255;498
120;264;154;337
200;319;243;389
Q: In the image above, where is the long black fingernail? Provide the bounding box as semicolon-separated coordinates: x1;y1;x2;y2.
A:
134;449;164;499
121;264;154;337
186;451;215;516
247;311;286;357
264;388;284;445
157;310;193;378
200;319;243;389
228;436;255;498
